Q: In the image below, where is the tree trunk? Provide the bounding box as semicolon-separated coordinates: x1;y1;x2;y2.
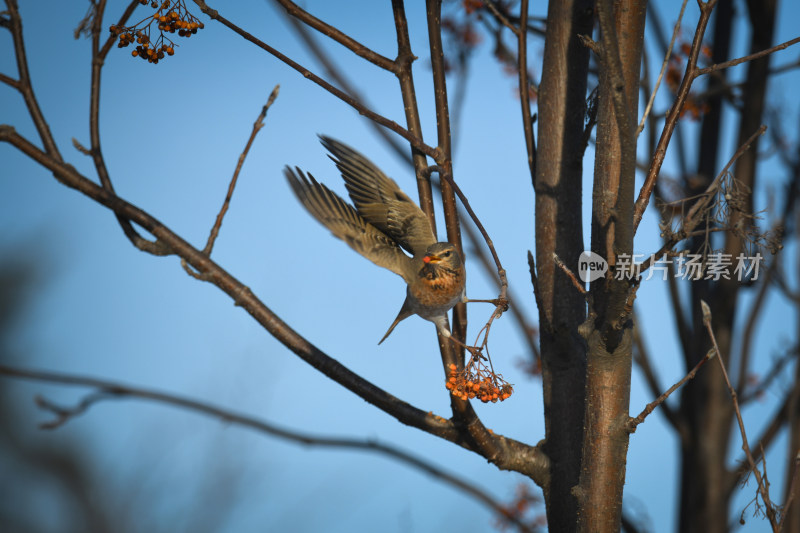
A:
576;0;646;530
534;0;593;529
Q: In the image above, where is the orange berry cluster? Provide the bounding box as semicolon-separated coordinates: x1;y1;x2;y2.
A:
109;0;204;64
445;363;513;403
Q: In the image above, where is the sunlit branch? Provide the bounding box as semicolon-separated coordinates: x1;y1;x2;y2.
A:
0;124;547;482
628;347;713;432
632;0;718;233
190;0;439;160
182;86;280;279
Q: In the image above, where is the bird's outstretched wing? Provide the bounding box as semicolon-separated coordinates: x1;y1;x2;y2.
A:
285;166;416;283
320;136;436;257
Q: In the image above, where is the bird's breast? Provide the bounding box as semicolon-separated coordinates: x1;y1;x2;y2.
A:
409;264;465;316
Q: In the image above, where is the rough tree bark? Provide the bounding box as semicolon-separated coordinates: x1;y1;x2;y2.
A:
576;0;646;531
534;0;593;529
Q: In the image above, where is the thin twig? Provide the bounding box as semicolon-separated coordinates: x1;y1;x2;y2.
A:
483;0;517;34
434;167;509;306
731;388;797;495
526;251;547;333
272;0;397;72
740;344;798;405
516;0;536;180
631;314;683;436
632;0;718;233
281;12;412;167
628;347;714;432
0;364;533;532
390;0;438;230
695;35;800;77
464;221;540;364
181;85;280;279
638;125;766;274
701;300;780;530
636;0;689;137
190;0;439;160
552;253;587;297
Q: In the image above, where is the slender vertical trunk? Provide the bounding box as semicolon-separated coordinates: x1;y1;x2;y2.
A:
576;0;645;530
534;0;593;529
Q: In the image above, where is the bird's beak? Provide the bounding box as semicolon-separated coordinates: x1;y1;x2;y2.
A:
423;254;440;264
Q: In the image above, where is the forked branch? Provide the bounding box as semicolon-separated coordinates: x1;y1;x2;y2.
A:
181;86;280;279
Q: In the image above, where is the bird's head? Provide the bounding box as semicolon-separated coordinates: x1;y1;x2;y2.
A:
422;242;463;269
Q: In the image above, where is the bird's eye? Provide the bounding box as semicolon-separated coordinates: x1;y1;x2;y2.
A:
443;251;451;257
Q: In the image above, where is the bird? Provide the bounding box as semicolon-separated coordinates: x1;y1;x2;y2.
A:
284;136;467;344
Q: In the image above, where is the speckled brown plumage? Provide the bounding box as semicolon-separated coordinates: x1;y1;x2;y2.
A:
285;137;466;344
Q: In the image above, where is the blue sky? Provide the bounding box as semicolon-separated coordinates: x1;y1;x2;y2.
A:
2;1;799;531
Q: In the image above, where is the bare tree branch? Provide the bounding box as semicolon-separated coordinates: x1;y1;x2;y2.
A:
516;0;536;179
271;0;397;72
701;300;780;531
0;364;534;533
182;85;280;280
695;35;800;77
636;0;689;137
190;0;439;160
632;0;718;233
89;0;172;256
2;0;62;158
281;12;413;166
638;125;767;274
630;316;684;437
0;125;547;482
628;346;713;432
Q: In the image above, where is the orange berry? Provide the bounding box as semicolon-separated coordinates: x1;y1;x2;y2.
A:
131;50;138;57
